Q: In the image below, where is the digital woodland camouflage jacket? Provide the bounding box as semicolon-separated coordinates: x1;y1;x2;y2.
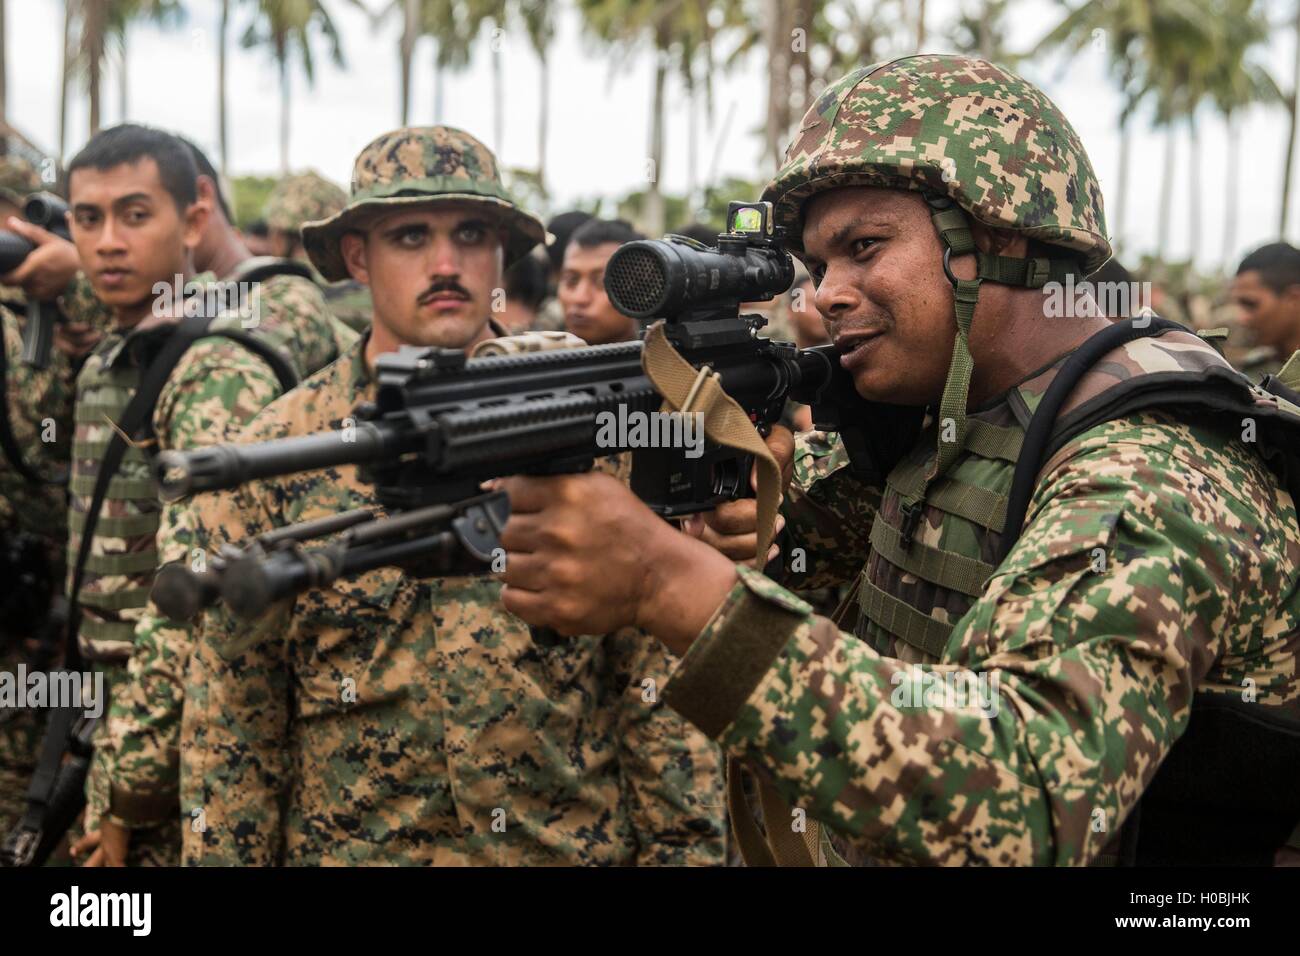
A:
663;329;1300;866
65;272;355;861
0;303;77;838
181;334;726;866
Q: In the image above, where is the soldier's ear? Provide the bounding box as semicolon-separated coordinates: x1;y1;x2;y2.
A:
340;232;370;285
182;198;210;251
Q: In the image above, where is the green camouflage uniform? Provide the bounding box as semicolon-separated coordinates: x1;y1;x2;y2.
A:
0;148;78;840
183;336;724;865
181;127;724;866
265;170;373;333
70;269;355;865
659;55;1300;866
0;307;77;838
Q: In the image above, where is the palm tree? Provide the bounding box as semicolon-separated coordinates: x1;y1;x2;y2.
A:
1035;0;1165;254
371;0;422;125
242;0;347;174
59;1;73;158
84;0;106;135
422;0;474;123
516;1;555;195
1282;0;1300;235
1205;0;1277;263
581;0;740;235
729;0;904;176
106;0;185;123
218;0;233;172
1144;3;1217;261
948;0;1019;64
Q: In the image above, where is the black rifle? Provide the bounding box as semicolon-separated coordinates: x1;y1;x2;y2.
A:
151;202;916;618
0;192;72;370
154;492;510;621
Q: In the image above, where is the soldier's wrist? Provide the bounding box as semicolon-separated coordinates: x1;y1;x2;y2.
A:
632;520;738;657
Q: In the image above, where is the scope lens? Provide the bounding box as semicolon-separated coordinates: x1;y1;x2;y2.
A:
606;245;668;317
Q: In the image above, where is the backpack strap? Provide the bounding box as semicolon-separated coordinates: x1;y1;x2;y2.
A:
998;317;1185;562
224;256;315;287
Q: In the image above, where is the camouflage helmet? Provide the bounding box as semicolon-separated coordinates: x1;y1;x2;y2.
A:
763;54;1111;273
301;126;547;282
764;55;1113;537
263;170;347;233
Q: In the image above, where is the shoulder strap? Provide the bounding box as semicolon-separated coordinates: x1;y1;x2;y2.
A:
225;256;315;286
998;317;1185;562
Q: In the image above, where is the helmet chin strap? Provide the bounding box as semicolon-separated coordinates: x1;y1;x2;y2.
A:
896;192;1084;548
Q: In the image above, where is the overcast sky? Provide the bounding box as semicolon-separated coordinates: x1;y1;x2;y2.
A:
5;0;1288;274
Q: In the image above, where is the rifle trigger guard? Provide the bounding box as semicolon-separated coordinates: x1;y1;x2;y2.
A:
451;492;512;563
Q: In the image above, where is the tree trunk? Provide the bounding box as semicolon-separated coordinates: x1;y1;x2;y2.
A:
917;0;927;51
1281;2;1300;236
1157;126;1175;252
646;37;667;239
537;48;549;194
218;0;229;173
59;0;71;159
279;55;289;175
764;0;782;170
118;30;127;122
400;0;416;125
433;57;444;123
87;0;104;136
687;71;697;211
1223;112;1238;269
492;23;503;154
1114;107;1131;252
1187;115;1200;267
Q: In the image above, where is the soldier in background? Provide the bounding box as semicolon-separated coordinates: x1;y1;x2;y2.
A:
499;249;548;334
241;219;274;257
263;170;373;333
182;125;725;866
0;144;89;846
41;124;349;867
1231;242;1300;380
532;210;593;332
559;218;643;345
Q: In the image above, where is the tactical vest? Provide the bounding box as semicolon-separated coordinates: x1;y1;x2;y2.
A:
68;320;297;662
848;321;1300;865
68;333;163;659
854;326;1300;664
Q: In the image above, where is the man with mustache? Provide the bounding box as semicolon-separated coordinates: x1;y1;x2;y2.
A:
494;56;1300;866
44;124;350;867
181;126;724;866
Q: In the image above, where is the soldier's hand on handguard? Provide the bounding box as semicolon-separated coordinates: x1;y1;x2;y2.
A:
52;319;102;362
1;217;81;300
499;471;739;655
679;425;794;568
